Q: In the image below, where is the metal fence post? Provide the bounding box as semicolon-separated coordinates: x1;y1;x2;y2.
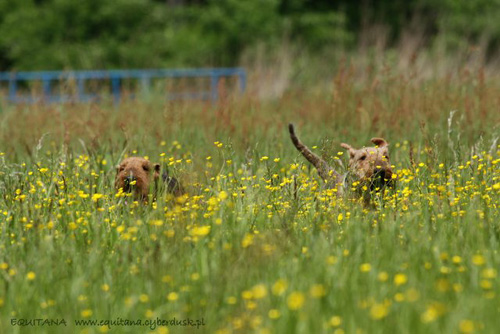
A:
238;70;247;94
140;75;151;98
42;75;51;101
111;75;121;104
8;74;17;103
77;78;85;101
210;73;219;104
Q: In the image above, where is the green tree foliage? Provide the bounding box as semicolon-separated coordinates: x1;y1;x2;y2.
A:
425;0;500;53
0;0;499;71
0;0;170;70
0;0;351;70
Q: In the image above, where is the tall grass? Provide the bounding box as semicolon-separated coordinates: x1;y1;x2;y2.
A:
0;62;499;334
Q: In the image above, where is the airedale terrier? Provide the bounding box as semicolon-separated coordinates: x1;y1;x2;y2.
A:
115;157;184;201
288;124;394;201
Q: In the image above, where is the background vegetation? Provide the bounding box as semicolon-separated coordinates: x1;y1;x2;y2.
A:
1;0;500;72
0;65;499;334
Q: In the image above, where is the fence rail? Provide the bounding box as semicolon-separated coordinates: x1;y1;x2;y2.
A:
0;68;246;104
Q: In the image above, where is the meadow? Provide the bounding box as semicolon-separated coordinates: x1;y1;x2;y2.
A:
0;64;499;334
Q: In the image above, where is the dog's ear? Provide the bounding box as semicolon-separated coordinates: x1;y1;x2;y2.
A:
114;164;123;189
371;138;388;147
153;163;161;178
341;143;356;157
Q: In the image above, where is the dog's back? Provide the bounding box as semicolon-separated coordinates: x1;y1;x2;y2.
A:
162;172;185;197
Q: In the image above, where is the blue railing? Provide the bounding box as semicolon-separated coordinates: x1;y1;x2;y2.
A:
0;68;246;104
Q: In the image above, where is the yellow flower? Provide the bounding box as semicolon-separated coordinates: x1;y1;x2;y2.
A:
360;263;372;272
370;303;389;320
26;271;36;281
378;272;389;282
309;284;327;298
459;320;475;333
329;316;342;327
139;294;149;303
272;279;288;296
421;303;446;323
91;193;104;202
241;234;254;248
394;273;408;286
480;280;492;290
218;191;228;201
268;309;281;319
151;220;163;227
78;191;89;199
191;225;211;237
246;301;257;310
287;292;305;310
481;268;497;279
472;255;485;266
167;292;179;301
242;290;253;300
207;197;218;206
394;293;405;302
251;284;268;299
81;309;93;318
435;278;450;292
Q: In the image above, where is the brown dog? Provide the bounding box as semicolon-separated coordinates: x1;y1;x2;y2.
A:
115;157;184;201
288;124;394;201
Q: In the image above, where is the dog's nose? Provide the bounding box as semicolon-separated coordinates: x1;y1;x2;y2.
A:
124;175;136;185
374;168;386;178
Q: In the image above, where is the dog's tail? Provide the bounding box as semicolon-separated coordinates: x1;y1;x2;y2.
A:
288;123;339;184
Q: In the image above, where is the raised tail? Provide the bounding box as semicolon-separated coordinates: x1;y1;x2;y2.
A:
288;123;339;184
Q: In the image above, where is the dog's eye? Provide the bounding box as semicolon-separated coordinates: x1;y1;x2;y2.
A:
359;155;367;161
142;165;150;171
119;167;125;172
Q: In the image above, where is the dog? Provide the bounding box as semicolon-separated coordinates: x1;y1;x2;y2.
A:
288;124;394;201
115;156;184;201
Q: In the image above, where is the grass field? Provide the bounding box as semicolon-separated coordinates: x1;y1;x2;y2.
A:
0;65;499;334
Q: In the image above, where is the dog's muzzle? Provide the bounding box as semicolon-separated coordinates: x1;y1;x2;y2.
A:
123;175;136;193
370;168;393;191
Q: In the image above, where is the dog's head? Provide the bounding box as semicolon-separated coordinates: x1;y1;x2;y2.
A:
115;157;160;199
341;138;394;191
